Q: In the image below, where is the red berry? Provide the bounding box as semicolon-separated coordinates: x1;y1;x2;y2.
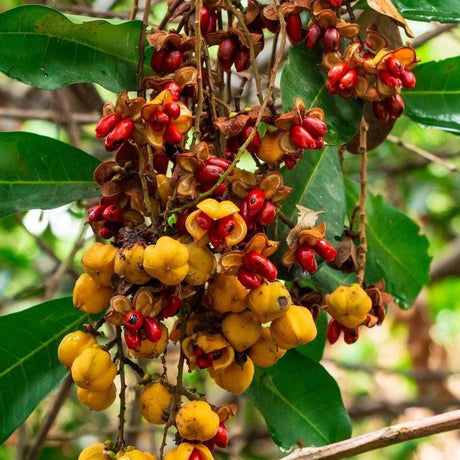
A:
314;137;325;150
385;56;404;76
205;157;232;170
239;200;252;223
200;6;211;35
125;310;144;330
206;10;217;35
246;189;266;217
386;94;405;119
328;0;343;6
373;100;390;122
153;151;169;174
161;295;181;318
149;111;170;129
87;204;105;223
196;164;224;185
217;214;236;238
295;245;318;273
95;112;122;138
218;38;237;63
312;238;337;262
124;328;142;351
105;118;134;151
290;125;316;150
305;24;323;48
327;62;349;86
99;222;119;239
219;58;233;73
338;69;359;91
208;226;225;249
151;49;167;74
163;102;181;120
240;125;261;154
163;124;182;144
323;27;340;53
163;82;181;101
286;14;304;44
144;317;162;343
344;326;359;344
196;211;214;230
282;154;298;169
212;423;229;448
237;267;261;289
400;69;416;89
196;356;212;369
242;252;277;280
302;117;327;138
164;50;184;74
257;200;276;226
102;204;124;222
379;70;401;87
234;48;251;72
326;319;341;344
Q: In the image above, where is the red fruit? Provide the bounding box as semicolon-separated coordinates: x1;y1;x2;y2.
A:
164;50;184;74
153;151;169;174
217;214;236;238
385;56;404;76
144;317;162;343
149;111;170;129
338;69;359;91
208;226;225;249
87;204;105;223
212;423;229;448
219;58;233;73
206;10;217;35
386;94;405;119
196;211;214;230
218;38;237;62
323;27;340;53
151;49;167;74
242;251;278;280
124;328;142;351
239;200;252;223
163;124;182;144
237;267;261;289
196;356;212;369
240;125;261;154
328;0;343;6
125;310;144;330
200;6;211;35
326;319;341;344
312;238;337;262
246;189;266;217
163;81;181;101
99;223;119;239
257;200;276;226
105;118;134;151
205;157;232;170
234;47;251;72
163;102;181;120
290;125;316;149
327;62;349;86
189;450;204;460
305;24;323;48
95;112;122;138
400;69;416;89
302;117;327;138
344;326;359;344
196;164;224;185
282;154;298;169
373;100;389;122
102;204;124;222
286;14;304;44
314;137;325;150
379;69;401;87
161;295;181;318
295;245;318;273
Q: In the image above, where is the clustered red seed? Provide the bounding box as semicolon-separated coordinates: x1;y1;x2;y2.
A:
123;310;163;351
327;318;359;344
196;212;237;249
193;343;224;369
381;56;416;89
237;251;278;289
240;189;277;237
295;237;337;273
95;113;134;151
204;423;229;451
195;157;232;196
372;94;405;122
87;203;124;239
217;37;251;73
289;116;327;150
151;49;184;75
200;6;217;37
160;295;181;319
327;62;359;94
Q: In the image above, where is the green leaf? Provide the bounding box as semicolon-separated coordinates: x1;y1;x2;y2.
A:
391;0;460;23
307;265;356;294
0;132;100;218
404;57;460;135
0;298;87;444
297;309;328;361
345;178;431;307
281;44;364;145
0;5;147;92
245;350;351;449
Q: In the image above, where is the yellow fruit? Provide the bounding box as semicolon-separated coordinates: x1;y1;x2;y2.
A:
143;237;189;286
176;401;219;442
58;331;97;370
184;243;216;286
138;382;172;424
257;131;284;164
81;242;117;286
221;311;262;352
165;443;213;460
325;284;372;328
207;274;248;314
114;243;151;285
156;174;173;207
247;281;292;323
248;328;286;367
128;324;169;359
116;449;157;460
71;348;117;391
212;358;254;394
73;273;113;314
77;383;116;411
270;305;317;349
78;443;109;460
182;334;234;371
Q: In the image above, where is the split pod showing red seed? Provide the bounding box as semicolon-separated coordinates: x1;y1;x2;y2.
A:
246;188;266;217
286;14;304;44
237;267;261;289
312;238;337;262
295;245;318;273
144;317;162;343
242;251;278;280
290;125;316;150
124;328;142;351
95;113;122;138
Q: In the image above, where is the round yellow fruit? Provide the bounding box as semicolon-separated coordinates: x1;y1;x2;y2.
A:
212;358;254;394
58;331;97;370
77;382;117;411
207;274;248;314
270;305;317;349
138;382;172;424
73;273;113;314
78;443;109;460
143;237;189;286
114;243;151;285
248;328;286;368
116;449;157;460
247;281;292;323
221;311;262;352
81;242;117;286
71;347;117;391
175;401;219;442
184;243;216;286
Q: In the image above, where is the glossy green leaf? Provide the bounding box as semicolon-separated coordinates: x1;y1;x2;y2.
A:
281;44;364;145
0;298;87;444
306;265;356;295
404;57;460;135
390;0;460;23
345;178;431;307
0;132;100;218
245;350;351;449
0;5;147;92
297;309;328;361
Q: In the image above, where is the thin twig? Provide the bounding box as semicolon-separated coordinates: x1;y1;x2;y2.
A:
116;327;127;451
281;409;460;460
136;0;151;97
130;0;139;20
193;0;204;145
159;0;183;30
277;209;295;229
139;145;156;222
234;76;248;112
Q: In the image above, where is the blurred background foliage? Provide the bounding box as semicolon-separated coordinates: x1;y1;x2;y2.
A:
0;0;459;459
